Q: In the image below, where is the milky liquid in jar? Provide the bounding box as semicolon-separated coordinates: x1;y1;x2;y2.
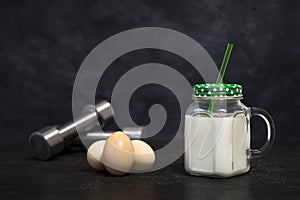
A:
184;114;250;177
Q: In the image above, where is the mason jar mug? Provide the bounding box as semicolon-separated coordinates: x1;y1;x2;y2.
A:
184;83;275;178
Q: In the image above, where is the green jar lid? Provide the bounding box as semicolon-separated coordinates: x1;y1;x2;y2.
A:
193;83;243;97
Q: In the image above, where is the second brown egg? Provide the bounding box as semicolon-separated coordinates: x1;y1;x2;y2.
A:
102;131;135;175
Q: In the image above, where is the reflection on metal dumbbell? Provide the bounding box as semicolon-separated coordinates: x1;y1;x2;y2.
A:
78;126;143;147
29;100;113;160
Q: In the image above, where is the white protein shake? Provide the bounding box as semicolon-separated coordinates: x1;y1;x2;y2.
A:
184;114;250;177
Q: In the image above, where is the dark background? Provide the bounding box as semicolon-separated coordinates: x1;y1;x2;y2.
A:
1;1;300;199
1;0;299;142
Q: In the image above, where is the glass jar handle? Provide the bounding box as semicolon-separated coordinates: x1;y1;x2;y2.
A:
250;107;275;158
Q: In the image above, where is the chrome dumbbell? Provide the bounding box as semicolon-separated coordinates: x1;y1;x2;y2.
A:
29;100;113;160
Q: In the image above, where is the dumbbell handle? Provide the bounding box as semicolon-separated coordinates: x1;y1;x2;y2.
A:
69;127;143;147
29;100;113;160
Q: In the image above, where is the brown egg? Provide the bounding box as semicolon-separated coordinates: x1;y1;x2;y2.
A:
131;140;155;172
86;140;106;171
102;131;134;175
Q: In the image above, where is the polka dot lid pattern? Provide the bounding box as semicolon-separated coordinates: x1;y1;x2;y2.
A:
193;83;243;97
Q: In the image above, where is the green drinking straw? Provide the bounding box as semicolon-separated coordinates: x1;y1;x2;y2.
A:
216;43;233;84
207;43;233;113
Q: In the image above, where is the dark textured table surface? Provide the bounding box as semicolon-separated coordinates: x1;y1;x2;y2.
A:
0;141;299;200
